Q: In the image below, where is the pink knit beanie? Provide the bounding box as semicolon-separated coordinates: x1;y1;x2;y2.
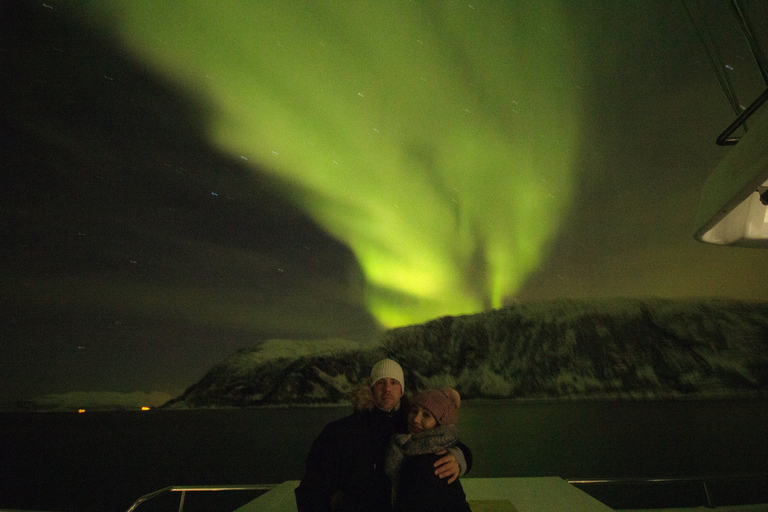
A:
412;387;460;425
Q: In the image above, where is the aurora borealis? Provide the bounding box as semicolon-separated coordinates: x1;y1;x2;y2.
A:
71;1;585;326
2;0;768;403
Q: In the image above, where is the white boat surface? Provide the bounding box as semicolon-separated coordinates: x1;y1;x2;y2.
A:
236;477;611;512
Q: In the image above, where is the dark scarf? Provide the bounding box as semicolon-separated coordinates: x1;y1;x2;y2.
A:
384;424;459;500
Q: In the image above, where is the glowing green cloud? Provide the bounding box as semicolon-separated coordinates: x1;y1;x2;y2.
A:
74;2;583;327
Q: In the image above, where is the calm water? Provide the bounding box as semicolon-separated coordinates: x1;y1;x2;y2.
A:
2;397;767;511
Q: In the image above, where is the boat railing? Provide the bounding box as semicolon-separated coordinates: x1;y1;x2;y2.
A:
125;483;278;512
567;473;768;510
125;475;768;511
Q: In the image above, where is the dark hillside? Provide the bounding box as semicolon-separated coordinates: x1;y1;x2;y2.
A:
164;298;768;408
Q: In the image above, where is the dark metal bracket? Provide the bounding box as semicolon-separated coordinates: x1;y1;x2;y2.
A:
716;87;768;145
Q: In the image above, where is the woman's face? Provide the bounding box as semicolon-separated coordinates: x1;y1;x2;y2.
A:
408;404;437;434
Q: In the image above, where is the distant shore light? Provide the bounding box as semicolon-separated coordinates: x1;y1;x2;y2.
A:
78;409;85;413
141;406;151;411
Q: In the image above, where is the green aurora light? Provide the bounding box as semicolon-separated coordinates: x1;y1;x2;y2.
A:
73;2;584;327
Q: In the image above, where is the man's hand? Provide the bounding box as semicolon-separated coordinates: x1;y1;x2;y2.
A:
433;449;459;484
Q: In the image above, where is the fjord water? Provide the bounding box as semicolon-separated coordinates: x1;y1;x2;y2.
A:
2;397;767;512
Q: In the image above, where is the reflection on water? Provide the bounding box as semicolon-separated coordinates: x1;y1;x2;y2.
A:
2;397;767;512
459;397;768;479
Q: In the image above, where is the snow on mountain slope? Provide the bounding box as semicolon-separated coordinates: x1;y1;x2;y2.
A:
165;298;768;408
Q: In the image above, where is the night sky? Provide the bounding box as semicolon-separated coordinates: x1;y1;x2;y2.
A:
2;0;767;404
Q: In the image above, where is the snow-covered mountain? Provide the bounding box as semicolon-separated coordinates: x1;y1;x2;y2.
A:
164;298;768;408
10;390;174;412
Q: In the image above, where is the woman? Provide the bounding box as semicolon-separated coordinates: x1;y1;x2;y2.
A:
385;387;472;512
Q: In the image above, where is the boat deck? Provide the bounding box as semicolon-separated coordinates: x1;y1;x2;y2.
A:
234;477;768;512
236;477;614;512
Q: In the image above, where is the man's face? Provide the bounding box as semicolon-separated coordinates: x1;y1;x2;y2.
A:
372;377;403;411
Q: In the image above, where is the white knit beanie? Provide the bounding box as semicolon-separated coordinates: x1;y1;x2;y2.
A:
370;358;404;392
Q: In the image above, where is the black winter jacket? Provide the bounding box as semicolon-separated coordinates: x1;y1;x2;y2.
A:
394;453;471;512
294;396;472;512
295;403;408;512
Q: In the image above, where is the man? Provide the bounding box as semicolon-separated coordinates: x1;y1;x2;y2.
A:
295;359;471;512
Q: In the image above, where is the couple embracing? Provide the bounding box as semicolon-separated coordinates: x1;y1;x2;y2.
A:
295;359;472;512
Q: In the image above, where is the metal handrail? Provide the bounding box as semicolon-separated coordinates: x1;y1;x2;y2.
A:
125;484;278;512
567;473;768;509
716;86;768;145
566;474;766;484
125;477;768;511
